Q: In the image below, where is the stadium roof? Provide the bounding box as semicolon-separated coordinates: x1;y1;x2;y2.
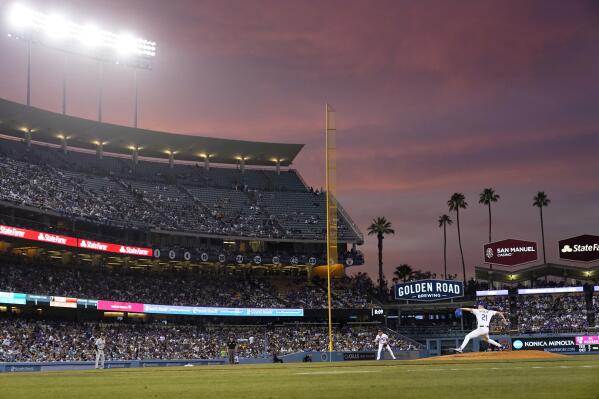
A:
0;98;303;166
475;263;598;284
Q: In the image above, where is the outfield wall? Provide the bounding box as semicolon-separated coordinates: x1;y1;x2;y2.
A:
421;332;598;356
0;350;428;372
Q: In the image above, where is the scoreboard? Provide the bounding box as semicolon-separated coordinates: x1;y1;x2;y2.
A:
575;336;599;353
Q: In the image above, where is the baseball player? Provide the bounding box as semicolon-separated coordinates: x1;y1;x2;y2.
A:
454;303;507;353
95;334;106;369
375;330;396;360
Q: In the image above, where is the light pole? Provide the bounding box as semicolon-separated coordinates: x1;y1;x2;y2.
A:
6;3;156;127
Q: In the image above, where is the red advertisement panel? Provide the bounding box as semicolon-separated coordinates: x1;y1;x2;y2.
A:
0;224;151;257
78;239;152;257
97;300;145;312
558;235;599;262
484;239;538;266
0;224;77;247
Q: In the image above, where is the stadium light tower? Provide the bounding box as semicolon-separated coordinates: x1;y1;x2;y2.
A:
6;3;157;126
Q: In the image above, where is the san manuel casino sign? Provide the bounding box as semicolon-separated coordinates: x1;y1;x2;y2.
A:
559;234;599;262
484;238;538;266
394;279;464;301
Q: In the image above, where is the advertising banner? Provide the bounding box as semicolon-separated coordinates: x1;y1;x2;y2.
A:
0;224;151;257
49;296;78;308
78;239;152;257
394;279;464;301
97;300;145;312
0;292;26;305
518;287;583;295
77;298;98;309
26;294;50;304
142;304;304;317
343;352;376;361
484;239;537;266
558;235;599;262
511;337;576;353
476;290;509;297
0;224;77;247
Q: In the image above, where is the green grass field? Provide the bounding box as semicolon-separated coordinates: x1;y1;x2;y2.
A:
2;355;599;399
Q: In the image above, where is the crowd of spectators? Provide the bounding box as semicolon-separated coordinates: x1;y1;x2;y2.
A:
0;157;170;230
594;294;599;328
0;145;361;241
0;318;418;363
0;256;377;309
517;293;588;333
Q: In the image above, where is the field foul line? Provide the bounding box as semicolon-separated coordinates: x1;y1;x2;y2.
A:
295;370;379;375
405;365;596;372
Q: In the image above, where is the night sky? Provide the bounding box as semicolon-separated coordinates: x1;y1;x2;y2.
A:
0;0;598;280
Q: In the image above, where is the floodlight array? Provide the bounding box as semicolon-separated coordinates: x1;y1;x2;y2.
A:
7;4;156;61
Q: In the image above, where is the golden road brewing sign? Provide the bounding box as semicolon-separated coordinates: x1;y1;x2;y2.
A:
484;239;538;266
394;279;464;301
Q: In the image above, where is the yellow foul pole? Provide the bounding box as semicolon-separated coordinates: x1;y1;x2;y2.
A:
325;104;338;356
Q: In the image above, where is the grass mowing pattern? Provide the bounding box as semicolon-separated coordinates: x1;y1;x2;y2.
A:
1;355;598;399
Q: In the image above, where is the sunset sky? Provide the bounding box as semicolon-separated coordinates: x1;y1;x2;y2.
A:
0;0;598;280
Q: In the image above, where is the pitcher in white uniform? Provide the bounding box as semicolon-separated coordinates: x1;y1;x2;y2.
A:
454;304;507;353
375;330;396;360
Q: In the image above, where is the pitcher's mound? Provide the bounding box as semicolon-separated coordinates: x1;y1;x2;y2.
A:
425;351;568;361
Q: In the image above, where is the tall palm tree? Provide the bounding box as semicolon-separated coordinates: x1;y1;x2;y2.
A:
533;192;551;265
394;264;413;282
479;188;500;287
438;214;453;279
479;188;500;244
367;217;395;298
448;193;468;285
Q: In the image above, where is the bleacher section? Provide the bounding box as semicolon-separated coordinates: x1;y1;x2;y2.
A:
0;139;361;242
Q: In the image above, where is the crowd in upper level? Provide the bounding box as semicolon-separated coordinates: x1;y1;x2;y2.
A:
0;140;361;242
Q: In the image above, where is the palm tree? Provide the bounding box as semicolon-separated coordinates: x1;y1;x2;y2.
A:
367;217;395;298
479;188;500;286
533;192;551;265
479;188;500;244
438;214;453;279
394;264;413;282
448;193;468;285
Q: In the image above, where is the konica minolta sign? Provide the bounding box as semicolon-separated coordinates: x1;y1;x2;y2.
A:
394;279;464;301
511;337;577;353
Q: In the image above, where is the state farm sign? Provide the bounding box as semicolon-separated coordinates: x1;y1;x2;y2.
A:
79;239;152;257
0;224;77;247
559;235;599;262
484;239;538;266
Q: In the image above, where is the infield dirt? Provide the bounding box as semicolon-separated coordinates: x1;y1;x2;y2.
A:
425;350;568;361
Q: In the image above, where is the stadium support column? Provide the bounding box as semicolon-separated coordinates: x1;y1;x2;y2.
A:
60;136;68;154
275;159;281;175
96;142;104;159
25;129;32;150
132;146;139;165
204;155;210;171
240;157;245;174
325;103;338;356
168;151;175;168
